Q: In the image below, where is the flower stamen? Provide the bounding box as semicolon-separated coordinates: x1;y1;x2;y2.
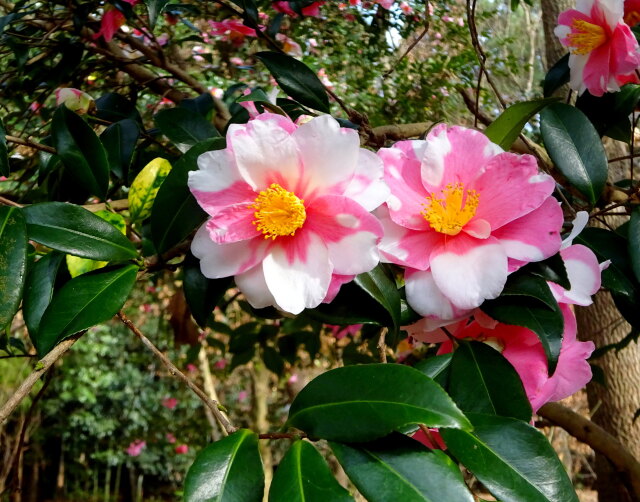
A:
421;182;479;236
249;183;306;240
566;19;607;55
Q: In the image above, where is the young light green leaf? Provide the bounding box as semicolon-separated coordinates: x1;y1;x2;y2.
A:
269;440;354;502
24;202;137;261
184;429;264;502
256;51;330;113
0;207;27;329
540;103;607;205
23;252;65;338
331;434;473;502
154;107;219;152
35;264;138;356
51;105;110;198
484;98;558;150
129;157;172;222
287;364;471;442
441;413;579;502
449;341;532;422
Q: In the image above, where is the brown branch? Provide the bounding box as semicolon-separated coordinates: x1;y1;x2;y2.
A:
5;135;56;154
0;335;82;425
117;311;236;436
457;87;492;126
371;122;433;142
258;432;307;440
539;402;640;500
82;199;129;213
0;196;22;208
377;328;388;363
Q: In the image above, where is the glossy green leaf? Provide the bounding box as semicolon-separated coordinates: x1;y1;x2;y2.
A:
0;207;27;329
441;413;579;502
129;157;172;222
331;434;473;502
414;354;452;388
23;252;65;338
481;271;563;373
51;105;110;198
256;51;330;113
0;117;8;177
35;264;138;356
543;54;569;97
144;0;171;29
287;364;471;442
154;107;219;152
95;93;141;123
540;103;607;205
449;341;532;422
181;93;215;117
354;264;401;334
183;251;232;327
24;202;137;261
628;207;640;283
484;97;558;150
521;253;570;290
151;138;225;254
262;346;284;375
269;440;353;502
100;118;139;180
184;429;264;502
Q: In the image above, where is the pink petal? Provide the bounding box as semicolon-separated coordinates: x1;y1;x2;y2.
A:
549;244;602;306
582;42;612;96
405;268;472;320
323;274;355;303
610;23;640;76
205;203;257;243
343;148;389;212
491;197;563;262
430;234;508;310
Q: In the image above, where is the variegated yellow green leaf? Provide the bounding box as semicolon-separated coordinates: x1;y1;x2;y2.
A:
129;157;172;222
66;211;126;277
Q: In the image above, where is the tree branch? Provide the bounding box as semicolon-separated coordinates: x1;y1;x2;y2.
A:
539;402;640;500
5;135;56;154
117;311;236;436
0;335;82;425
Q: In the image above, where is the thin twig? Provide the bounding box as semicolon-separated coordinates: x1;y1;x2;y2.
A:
117;311;236;436
0;196;22;207
258;432;308;440
383;1;430;79
5;135;56;154
0;335;81;425
377;328;388;363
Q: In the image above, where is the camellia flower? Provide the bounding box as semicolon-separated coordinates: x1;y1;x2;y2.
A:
625;0;640;26
55;88;94;114
126;440;146;457
378;125;563;322
208;19;258;46
93;0;138;42
326;323;363;340
175;444;189;454
555;0;640;96
189;113;388;314
273;1;324;17
161;397;178;410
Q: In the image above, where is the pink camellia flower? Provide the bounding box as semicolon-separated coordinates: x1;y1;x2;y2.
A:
378;125;562;323
208;19;258;46
214;359;228;370
238;390;249;401
161;397;178;410
55;88;94;114
555;0;640;96
93;1;138;42
166;433;177;444
175;444;189;454
273;1;324;17
625;0;640;26
411;427;446;450
376;0;395;9
326;323;363;339
276;33;303;57
126;440;146;457
188;113;388;314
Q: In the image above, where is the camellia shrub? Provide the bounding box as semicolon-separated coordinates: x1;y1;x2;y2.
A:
2;0;640;500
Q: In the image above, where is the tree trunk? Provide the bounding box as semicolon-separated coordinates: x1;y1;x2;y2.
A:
540;0;571;69
252;363;272;502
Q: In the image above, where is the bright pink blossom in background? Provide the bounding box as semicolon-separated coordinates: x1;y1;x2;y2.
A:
175;444;189;454
411;427;446;450
326;323;363;339
189;113;388;314
208;19;258;46
273;1;324;17
378;125;562;323
93;1;138;42
166;433;176;444
126;440;145;457
555;0;640;96
161;397;178;409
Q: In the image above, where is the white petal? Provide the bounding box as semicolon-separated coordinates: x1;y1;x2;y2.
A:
263;233;332;314
235;264;279;309
328;231;381;275
343;149;390;211
190;149;240;192
562;211;589;249
405;269;459;319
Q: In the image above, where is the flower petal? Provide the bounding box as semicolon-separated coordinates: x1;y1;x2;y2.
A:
550;244;602;306
405;268;471;320
344;148;389;212
205;203;257;243
430;234;508;310
235;264;279;309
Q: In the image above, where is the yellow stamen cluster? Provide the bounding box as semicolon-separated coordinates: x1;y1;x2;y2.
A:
566;19;607;55
421;182;479;236
249;183;306;240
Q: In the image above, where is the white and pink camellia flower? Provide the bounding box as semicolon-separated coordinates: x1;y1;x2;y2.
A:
555;0;640;96
188;113;388;315
377;125;563;323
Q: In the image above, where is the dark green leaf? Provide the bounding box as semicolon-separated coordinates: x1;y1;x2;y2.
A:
575;84;640;142
95;93;141;123
151;138;225;253
629;207;640;283
23;202;137;261
181;93;215;117
354;264;401;335
481;271;564;373
51;106;110;198
183;251;232;328
0;117;8;177
449;341;532;422
543;54;569;97
154;107;219;150
331;434;473;502
256;52;330;113
269;440;353;502
0;207;27;329
100;119;139;180
287;364;470;442
262;346;284;375
144;0;171;29
484;98;558;150
540;103;607;205
184;429;264;502
35;264;138;356
521;253;570;290
441;413;578;502
230;348;255;369
23;252;65;338
414;354;452;388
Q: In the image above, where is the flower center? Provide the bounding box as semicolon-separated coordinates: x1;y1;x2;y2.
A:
250;183;306;240
421;183;479;236
566;19;607;55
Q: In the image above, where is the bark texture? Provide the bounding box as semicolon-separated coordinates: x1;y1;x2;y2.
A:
540;0;572;69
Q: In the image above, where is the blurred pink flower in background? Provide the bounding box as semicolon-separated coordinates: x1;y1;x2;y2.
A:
126;440;146;457
175;444;189;454
238;390;249;401
161;397;178;409
166;433;176;444
214;359;228;370
326;324;363;339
